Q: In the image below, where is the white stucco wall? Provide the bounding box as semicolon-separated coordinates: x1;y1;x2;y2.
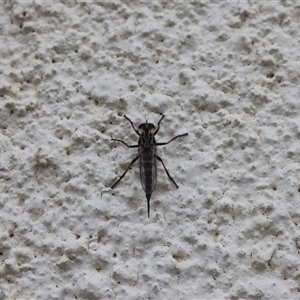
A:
1;1;300;299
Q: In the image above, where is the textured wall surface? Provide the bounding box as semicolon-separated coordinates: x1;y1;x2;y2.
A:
1;1;300;299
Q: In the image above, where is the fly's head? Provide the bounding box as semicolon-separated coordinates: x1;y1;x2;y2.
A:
138;122;156;147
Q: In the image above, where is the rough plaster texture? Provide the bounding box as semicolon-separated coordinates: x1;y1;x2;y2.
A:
1;1;300;299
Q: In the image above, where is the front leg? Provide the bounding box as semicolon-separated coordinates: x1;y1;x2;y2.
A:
124;115;140;136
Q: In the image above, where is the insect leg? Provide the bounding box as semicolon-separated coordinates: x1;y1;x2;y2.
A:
111;156;139;189
156;155;179;188
153;114;165;136
111;139;138;148
124;115;140;136
156;133;188;146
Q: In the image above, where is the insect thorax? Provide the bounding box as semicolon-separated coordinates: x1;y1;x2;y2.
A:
138;123;156;147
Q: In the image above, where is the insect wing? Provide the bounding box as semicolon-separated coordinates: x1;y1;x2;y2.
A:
139;146;157;193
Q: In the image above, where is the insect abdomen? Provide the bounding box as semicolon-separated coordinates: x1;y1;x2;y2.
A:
140;147;157;194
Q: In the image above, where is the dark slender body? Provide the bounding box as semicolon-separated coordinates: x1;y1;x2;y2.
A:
138;122;157;217
111;115;188;217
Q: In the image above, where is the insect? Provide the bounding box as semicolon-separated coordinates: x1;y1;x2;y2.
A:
111;114;188;217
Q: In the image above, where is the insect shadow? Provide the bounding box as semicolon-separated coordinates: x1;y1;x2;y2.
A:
111;114;188;217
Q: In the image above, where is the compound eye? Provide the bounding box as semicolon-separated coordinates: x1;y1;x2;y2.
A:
138;123;155;131
147;124;155;131
138;123;146;130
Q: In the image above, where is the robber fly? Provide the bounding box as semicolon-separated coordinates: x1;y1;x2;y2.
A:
111;114;188;217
